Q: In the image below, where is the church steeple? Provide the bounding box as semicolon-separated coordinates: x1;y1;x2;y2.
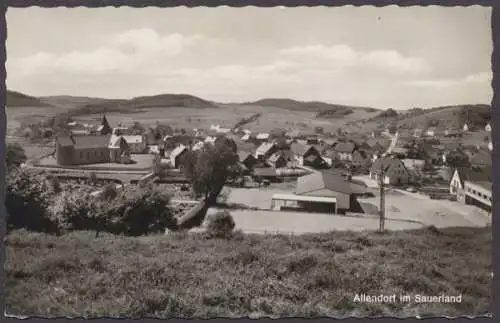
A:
99;114;112;135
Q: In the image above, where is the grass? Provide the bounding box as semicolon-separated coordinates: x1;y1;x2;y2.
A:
6;226;491;318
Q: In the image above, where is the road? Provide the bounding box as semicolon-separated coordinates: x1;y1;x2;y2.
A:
382;131;399;156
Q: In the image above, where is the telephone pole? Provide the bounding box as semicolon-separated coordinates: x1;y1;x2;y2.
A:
379;163;386;232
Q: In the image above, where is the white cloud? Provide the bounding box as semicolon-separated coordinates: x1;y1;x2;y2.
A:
406;72;492;88
7;28;206;75
277;44;429;74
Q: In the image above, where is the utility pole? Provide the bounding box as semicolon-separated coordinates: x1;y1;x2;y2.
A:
379;163;386;232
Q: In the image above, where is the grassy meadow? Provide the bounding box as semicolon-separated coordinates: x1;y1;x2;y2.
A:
5;226;491;318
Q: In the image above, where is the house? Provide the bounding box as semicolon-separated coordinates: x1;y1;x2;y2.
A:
303;154;328;169
365;139;385;154
449;166;491;196
470;148;492;168
351;150;370;169
462;123;469;132
292;171;368;214
121;135;146;154
390;147;409;158
290;143;321;166
241;133;252;141
255;142;277;160
334;142;357;161
170;145;189;169
56;135;112;166
402;158;426;171
320;149;338;167
413;129;423;138
485;123;492;132
256;133;270;141
238;151;258;170
369;156;411;186
267;152;288;169
108;135;131;163
191;141;205;151
425;127;436;137
488;141;493;151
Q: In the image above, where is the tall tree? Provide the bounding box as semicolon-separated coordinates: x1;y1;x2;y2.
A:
183;138;240;206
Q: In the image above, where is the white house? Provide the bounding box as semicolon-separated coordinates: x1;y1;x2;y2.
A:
170;144;188;168
256;133;270;141
449;167;491;204
425;127;436;137
488;141;493;151
462;123;469;132
121;135;146;154
485;123;492;132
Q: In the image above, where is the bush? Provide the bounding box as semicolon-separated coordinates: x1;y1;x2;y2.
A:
205;210;236;239
50;190;101;232
100;185;178;236
6;170;58;233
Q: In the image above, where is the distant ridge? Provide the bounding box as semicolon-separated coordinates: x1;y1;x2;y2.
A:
6;90;55;108
239;98;378;118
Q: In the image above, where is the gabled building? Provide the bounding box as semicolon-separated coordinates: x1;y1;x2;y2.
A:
485;123;492;132
267;152;288;169
170;145;189;169
108;135;131;163
290;143;321;166
56;135;112;165
351;150;370;168
120;135;146;154
369;156;411;186
334;142;357;161
238;151;258;170
255;142;277;160
449;166;491;197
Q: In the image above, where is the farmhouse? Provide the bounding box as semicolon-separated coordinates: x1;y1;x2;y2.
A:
334;142;357;161
267;152;288;169
351;150;370;168
290;143;321;166
369;157;411;186
170;145;188;169
255;142;277;160
274;171;367;214
108;135;132;163
120;135;146;154
238;151;258;170
56;135;112;166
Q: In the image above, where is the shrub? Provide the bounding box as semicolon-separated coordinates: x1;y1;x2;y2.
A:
205;210;236;239
50;190;101;232
6;170;58;233
100;185;178;236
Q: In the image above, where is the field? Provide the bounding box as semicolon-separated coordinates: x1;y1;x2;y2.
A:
5;227;491;318
6;106;68;134
69;104;378;134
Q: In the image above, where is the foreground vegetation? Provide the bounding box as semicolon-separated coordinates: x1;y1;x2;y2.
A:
6;226;491;318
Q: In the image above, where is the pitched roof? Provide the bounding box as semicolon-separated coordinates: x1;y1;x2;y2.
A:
238;151;255;162
295;171;367;196
171;145;188;160
109;135;130;150
122;135;144;144
57;135;111;149
455;166;492;186
256;142;275;155
370;157;408;177
256;133;270;140
253;167;277;177
334;142;356;153
268;152;286;163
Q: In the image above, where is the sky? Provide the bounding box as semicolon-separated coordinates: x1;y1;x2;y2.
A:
6;6;493;110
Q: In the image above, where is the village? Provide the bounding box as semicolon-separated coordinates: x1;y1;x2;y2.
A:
18;111;493;234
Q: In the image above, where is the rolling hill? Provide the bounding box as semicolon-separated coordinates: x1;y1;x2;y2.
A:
6;90;55;108
38;95;116;108
242;98;378;118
